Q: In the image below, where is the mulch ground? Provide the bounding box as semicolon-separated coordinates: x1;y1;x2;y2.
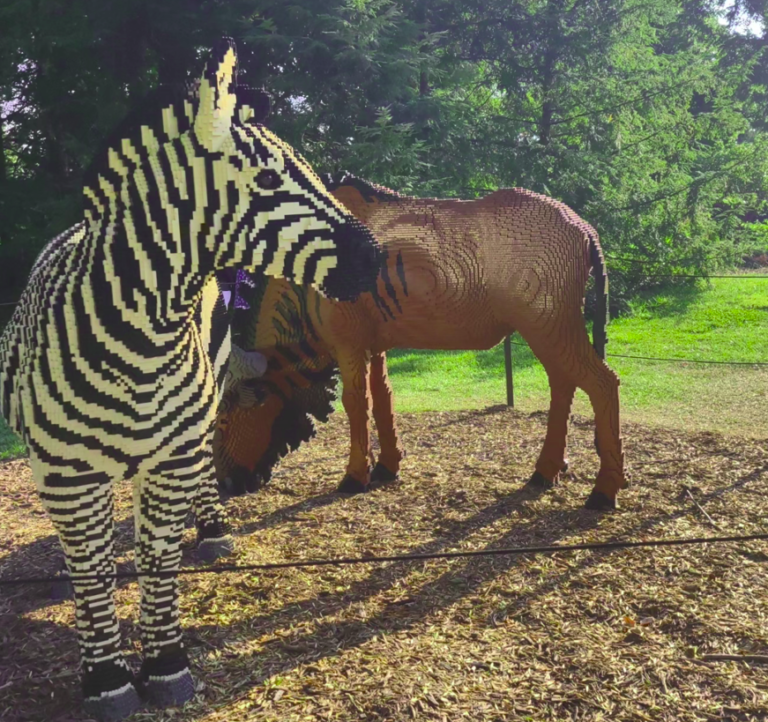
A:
2;407;768;722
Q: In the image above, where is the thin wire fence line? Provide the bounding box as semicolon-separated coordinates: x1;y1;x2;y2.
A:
508;340;768;366
610;273;768;279
609;256;768;276
0;269;766;310
609;352;768;366
3;532;768;587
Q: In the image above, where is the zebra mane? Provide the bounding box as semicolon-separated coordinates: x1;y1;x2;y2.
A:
82;83;199;191
320;171;407;203
82;81;271;193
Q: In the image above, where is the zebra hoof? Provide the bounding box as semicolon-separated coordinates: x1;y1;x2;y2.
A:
584;490;617;511
337;475;369;494
184;511;197;529
196;535;235;562
142;668;196;709
370;462;398;485
83;683;143;722
526;471;554;490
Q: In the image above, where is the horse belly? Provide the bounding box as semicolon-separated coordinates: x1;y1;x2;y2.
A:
373;314;505;352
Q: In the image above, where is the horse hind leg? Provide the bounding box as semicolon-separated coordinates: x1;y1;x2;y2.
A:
30;458;142;720
522;320;625;510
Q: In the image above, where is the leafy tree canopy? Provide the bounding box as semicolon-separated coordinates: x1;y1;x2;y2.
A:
2;0;768;311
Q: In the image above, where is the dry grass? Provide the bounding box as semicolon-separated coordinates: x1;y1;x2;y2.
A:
2;408;768;721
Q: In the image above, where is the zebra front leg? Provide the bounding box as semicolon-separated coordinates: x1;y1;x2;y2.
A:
369;351;404;485
31;460;141;721
191;473;234;562
336;348;375;494
133;462;200;709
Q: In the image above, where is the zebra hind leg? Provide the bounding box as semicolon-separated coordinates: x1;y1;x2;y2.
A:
192;473;234;562
32;465;142;721
50;550;74;601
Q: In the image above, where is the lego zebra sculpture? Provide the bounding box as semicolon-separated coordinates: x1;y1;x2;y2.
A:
213;174;626;509
2;40;380;721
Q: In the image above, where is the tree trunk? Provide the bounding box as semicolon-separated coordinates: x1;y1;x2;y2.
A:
538;0;563;146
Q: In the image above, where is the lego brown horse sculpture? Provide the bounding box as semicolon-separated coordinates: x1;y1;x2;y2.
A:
215;175;625;509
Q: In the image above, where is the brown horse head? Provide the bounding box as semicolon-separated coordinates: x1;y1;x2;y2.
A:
213;273;339;497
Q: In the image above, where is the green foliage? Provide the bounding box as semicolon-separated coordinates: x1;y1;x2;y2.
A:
3;0;768;307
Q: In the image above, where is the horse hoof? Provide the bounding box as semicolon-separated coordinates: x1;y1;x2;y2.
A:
142;668;195;708
337;475;369;494
83;683;143;722
370;462;398;485
526;471;554;490
584;490;617;510
561;460;569;474
196;535;235;562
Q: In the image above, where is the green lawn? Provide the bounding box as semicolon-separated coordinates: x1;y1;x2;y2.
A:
0;274;766;460
386;274;768;437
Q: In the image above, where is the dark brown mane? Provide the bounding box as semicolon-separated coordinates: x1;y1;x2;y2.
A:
321;172;410;203
252;368;339;485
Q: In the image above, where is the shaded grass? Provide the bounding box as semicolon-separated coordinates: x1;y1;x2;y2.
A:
0;422;25;461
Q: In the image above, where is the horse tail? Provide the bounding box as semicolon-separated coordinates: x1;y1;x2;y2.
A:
588;232;609;360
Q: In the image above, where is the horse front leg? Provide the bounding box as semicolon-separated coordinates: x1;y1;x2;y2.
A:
369;351;404;485
336;347;374;494
526;372;575;492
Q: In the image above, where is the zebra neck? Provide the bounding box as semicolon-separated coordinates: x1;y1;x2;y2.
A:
76;220;214;347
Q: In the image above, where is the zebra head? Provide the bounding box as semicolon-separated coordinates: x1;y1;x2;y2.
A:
193;38;383;302
82;38;382;305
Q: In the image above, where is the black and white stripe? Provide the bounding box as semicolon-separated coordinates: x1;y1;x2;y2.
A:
0;38;380;721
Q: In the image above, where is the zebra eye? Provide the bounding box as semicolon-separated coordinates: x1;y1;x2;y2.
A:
255;169;282;190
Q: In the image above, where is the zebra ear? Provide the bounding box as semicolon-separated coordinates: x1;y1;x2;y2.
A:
195;37;239;152
236;87;270;125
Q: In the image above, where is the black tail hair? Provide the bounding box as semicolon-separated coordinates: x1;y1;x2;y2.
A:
589;236;609;360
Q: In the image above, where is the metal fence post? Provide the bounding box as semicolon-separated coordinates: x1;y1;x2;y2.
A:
504;335;514;407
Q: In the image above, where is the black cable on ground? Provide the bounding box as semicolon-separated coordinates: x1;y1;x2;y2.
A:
2;532;767;587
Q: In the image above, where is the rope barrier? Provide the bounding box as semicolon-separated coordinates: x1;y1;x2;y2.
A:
3;532;768;587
